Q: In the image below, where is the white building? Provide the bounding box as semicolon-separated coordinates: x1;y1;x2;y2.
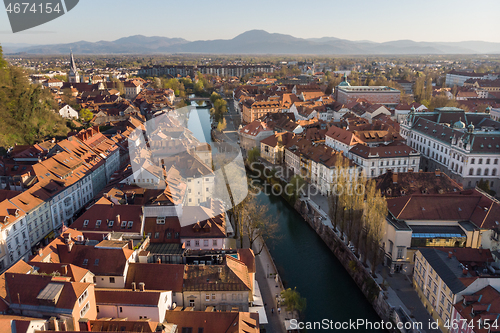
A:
58;104;79;119
0;201;31;272
348;142;421;178
401;107;500;194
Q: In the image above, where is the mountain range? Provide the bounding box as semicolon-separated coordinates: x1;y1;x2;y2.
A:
4;30;500;55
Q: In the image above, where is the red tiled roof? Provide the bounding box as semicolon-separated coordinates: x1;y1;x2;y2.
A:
164;310;259;333
125;263;184;293
95;289;162;306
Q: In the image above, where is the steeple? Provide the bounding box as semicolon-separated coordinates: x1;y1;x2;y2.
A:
68;51;80;83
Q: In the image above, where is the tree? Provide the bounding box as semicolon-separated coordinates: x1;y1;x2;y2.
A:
216;118;227;132
79;108;94;122
363;180;388;275
286;174;306;204
281;287;306;316
247;147;260;164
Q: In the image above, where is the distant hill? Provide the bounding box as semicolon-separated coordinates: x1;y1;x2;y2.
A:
9;30;500;55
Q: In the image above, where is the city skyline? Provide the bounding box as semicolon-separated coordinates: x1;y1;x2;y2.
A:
1;0;500;45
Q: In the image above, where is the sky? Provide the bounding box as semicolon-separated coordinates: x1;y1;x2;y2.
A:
1;0;500;45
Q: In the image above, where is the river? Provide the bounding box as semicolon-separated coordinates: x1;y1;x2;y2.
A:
191;107;383;332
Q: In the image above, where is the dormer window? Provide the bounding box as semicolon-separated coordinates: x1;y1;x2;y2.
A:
83;220;89;227
121;220;126;228
157;217;166;224
96;220;101;227
82;259;88;265
127;221;133;229
108;220;114;227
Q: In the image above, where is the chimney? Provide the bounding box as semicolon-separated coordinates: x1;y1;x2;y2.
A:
157;258;161;264
435;169;441;177
78;318;91;332
448;251;453;259
61;265;68;276
38;248;43;257
49;317;59;331
139;282;145;291
64;233;70;244
392;173;398;184
128;239;134;250
116;214;121;226
67;242;73;253
131;282;136;291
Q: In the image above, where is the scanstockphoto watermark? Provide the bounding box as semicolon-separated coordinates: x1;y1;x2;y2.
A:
4;0;79;33
289;318;433;331
248;162;367;198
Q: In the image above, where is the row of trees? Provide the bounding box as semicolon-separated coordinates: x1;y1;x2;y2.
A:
328;158;387;274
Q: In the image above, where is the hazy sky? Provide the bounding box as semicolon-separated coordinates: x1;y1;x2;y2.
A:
1;0;500;45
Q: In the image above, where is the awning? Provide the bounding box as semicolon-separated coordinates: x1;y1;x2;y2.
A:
44;231;55;240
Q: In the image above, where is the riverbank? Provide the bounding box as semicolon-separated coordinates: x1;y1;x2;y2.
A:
251;161;421;333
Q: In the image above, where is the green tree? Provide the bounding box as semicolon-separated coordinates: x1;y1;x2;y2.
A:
79;108;94;122
247;147;260;164
216;118;227;132
281;287;307;316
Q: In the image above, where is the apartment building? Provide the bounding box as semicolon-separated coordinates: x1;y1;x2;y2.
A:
400;107;500;194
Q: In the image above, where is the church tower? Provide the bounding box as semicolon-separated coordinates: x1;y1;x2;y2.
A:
68;51;80;83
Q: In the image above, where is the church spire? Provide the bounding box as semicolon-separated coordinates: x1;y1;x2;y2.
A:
70;51;78;73
68;51;80;83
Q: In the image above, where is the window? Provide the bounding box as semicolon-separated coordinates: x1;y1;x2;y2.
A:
110;277;115;283
186;240;191;247
487;158;490;164
205;294;210;301
80;302;90;317
108;220;114;227
479;158;483;164
128;221;133;229
78;290;88;305
213;240;217;246
485;169;489;176
495;159;499;165
204;240;209;247
167;232;172;239
477;168;481;176
157;217;166;224
96;220;101;227
175;232;179;239
469;168;474;175
195;240;200;247
189;299;195;307
83;219;89;227
155;232;160;239
471;158;475;164
121;220;127;228
119;306;123;313
397;247;404;260
94;259;99;266
82;259;88;265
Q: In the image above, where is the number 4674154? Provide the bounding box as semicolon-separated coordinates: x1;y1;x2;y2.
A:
6;2;62;14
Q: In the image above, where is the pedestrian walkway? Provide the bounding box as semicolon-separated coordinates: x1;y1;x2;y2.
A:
249;235;291;332
305;189;441;332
